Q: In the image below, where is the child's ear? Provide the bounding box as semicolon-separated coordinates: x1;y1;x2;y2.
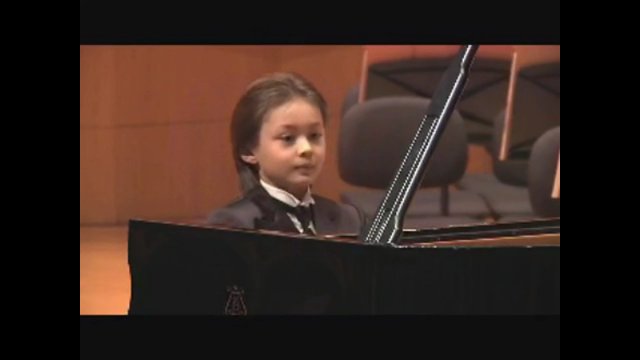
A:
240;153;258;165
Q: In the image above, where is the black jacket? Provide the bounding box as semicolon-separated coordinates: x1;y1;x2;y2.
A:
207;185;364;236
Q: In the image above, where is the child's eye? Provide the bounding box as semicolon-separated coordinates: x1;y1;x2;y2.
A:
309;133;323;141
280;135;294;143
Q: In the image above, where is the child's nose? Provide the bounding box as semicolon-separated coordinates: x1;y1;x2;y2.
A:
297;137;312;155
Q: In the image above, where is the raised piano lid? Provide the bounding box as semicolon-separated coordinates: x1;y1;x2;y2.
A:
128;217;559;248
127;218;559;314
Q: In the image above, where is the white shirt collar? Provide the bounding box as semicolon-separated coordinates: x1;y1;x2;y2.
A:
260;179;315;208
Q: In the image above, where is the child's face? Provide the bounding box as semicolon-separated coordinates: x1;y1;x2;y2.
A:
242;98;326;199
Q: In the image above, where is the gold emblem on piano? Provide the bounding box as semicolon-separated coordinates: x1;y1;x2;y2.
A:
225;286;247;315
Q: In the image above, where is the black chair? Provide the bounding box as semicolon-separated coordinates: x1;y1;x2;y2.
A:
338;96;492;229
528;126;560;217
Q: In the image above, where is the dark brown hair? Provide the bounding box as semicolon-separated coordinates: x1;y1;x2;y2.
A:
230;72;328;193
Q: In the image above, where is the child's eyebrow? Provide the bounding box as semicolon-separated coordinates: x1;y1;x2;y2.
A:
277;122;323;130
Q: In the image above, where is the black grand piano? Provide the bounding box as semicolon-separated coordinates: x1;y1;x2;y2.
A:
127;46;560;315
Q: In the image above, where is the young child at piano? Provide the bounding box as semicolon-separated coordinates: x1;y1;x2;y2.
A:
207;72;364;236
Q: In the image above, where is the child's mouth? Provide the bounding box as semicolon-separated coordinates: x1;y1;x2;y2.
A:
295;164;315;173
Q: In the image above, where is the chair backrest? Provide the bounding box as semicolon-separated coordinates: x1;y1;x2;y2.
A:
528;126;560;217
338;96;468;189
